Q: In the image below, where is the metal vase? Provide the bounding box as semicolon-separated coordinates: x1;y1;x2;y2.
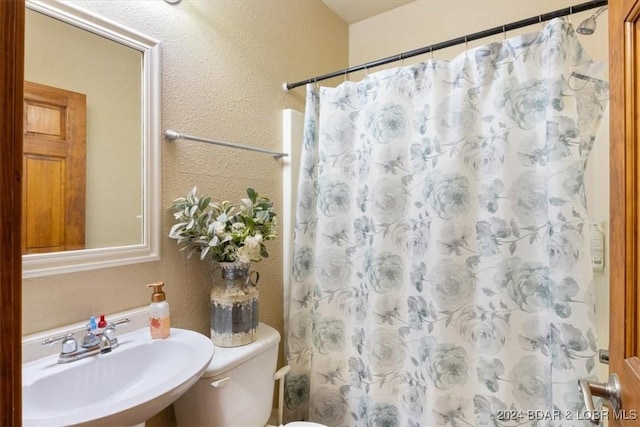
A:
210;261;259;347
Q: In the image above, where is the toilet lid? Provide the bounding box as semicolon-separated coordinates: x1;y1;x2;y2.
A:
201;323;280;378
285;423;327;427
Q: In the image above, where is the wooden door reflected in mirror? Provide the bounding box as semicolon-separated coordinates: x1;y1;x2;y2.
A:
23;81;86;254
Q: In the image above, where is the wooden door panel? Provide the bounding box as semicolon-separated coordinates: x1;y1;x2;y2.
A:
25;101;64;136
23;80;86;253
609;0;640;424
24;100;67;157
23;155;65;253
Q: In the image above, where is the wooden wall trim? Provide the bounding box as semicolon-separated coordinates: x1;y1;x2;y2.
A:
0;0;24;424
609;0;640;420
608;0;627;368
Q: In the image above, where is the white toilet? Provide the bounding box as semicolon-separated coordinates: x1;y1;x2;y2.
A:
173;323;326;427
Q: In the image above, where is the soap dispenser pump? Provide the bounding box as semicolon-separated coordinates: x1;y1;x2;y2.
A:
147;282;170;339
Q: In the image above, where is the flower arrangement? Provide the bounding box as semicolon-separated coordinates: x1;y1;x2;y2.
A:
168;187;277;263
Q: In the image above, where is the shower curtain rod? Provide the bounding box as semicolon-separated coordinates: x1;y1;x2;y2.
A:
283;0;607;91
164;129;289;160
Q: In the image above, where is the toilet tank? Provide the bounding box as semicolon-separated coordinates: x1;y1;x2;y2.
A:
174;323;281;427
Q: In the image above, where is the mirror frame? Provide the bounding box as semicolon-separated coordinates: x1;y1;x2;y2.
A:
23;0;161;278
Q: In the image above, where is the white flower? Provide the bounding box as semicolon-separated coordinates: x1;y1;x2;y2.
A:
238;234;263;263
212;221;226;236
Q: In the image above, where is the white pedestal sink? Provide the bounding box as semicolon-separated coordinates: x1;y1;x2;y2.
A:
23;327;214;426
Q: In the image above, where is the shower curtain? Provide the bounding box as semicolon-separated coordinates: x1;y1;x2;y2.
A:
285;18;608;427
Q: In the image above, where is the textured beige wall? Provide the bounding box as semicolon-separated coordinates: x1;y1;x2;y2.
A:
349;1;607;67
22;0;348;348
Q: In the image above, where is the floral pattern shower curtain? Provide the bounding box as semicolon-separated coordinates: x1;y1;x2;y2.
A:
286;18;608;427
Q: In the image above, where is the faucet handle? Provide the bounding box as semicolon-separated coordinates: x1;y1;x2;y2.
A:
104;324;117;342
109;317;131;327
81;321;100;348
104;317;130;344
61;334;78;354
41;333;77;354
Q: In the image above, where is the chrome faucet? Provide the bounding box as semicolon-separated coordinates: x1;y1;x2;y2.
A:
99;334;112;354
42;317;130;364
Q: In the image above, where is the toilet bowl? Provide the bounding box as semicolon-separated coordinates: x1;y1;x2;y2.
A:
173;323;326;427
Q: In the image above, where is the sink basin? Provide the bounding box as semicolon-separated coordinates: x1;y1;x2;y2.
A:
23;327;214;426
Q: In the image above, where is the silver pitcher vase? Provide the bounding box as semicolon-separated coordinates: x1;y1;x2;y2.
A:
210;261;259;347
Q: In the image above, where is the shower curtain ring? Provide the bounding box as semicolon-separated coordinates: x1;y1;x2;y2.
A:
502;25;506;40
567;7;573;25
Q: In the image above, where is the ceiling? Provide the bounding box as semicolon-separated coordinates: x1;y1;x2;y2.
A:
321;0;415;24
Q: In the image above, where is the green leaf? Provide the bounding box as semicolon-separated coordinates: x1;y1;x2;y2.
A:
168;222;187;237
198;196;211;210
247;187;258;203
187;186;198;204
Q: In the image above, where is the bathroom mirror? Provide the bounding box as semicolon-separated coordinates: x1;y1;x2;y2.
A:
23;0;160;278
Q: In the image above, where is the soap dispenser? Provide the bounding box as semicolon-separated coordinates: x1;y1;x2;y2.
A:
147;282;170;339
